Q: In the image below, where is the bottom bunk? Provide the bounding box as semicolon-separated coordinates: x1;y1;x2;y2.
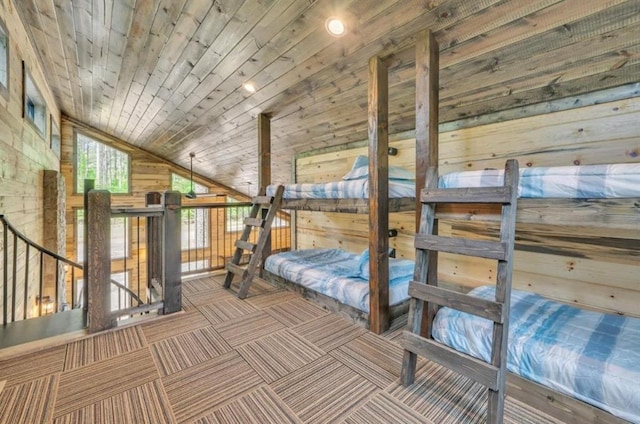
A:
263;248;413;328
431;286;640;424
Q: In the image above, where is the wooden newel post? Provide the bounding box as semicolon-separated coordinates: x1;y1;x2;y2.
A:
87;190;112;332
162;191;182;314
146;192;162;291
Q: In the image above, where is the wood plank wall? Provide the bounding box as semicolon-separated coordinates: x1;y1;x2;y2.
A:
296;95;640;318
60;117;245;299
0;2;61;318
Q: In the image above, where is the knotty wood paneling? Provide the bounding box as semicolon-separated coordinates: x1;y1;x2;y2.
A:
0;2;61;319
13;0;640;197
296;94;640;317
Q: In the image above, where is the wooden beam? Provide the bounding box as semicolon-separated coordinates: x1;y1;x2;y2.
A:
258;113;271;190
86;190;112;332
162;191;182;315
415;29;439;227
368;55;389;335
258;113;272;271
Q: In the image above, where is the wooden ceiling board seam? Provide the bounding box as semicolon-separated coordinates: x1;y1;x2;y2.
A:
160;0;504;155
141;0;329;149
439;0;630;68
116;0;220;139
103;0;156;135
441;0;640;77
109;0;189;132
129;0;290;145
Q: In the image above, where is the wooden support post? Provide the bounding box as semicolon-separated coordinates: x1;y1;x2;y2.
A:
162;191;182;315
368;55;390;334
258;114;272;273
146;192;162;292
415;29;439;228
402;29;440;383
82;179;94;326
86;190;112;333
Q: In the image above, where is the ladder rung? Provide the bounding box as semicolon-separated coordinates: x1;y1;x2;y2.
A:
252;195;273;205
415;234;507;260
401;331;499;390
244;217;264;227
408;282;504;323
235;240;256;252
421;186;513;204
226;262;247;276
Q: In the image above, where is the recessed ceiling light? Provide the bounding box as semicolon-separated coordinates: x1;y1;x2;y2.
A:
325;17;346;37
243;82;256;93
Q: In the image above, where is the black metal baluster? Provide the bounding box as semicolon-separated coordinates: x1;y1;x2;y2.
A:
23;244;29;320
39;251;44;316
3;220;8;325
12;232;18;322
55;258;60;313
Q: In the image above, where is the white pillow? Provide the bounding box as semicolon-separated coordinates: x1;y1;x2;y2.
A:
343;155;414;181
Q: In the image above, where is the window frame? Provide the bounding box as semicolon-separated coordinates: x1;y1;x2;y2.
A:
22;62;47;138
0;18;9;99
73;129;132;195
50;115;61;158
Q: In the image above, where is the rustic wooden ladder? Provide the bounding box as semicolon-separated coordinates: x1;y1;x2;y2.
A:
223;185;284;299
400;159;519;424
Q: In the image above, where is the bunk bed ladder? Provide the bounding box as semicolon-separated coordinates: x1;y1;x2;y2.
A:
400;159;519;424
223;185;284;299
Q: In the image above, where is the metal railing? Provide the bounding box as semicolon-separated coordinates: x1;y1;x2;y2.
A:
1;215;84;324
85;190;182;332
180;202;291;276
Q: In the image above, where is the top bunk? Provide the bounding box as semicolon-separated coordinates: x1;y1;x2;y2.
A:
410;29;640;231
267;155;416;213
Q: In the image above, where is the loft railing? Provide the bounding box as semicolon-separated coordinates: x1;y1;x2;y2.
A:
85;190;182;332
0;214;84;324
180;202;291;276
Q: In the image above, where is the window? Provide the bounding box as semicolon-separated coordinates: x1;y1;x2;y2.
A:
0;19;8;96
50;116;60;158
75;209;130;262
23;64;46;136
76;132;130;193
172;173;209;250
226;196;252;232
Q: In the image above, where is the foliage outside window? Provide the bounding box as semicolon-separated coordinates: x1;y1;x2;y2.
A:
226;196;252;232
75;209;130;262
226;196;287;231
172;173;209;249
76;132;130;193
0;19;8;96
23;65;46;136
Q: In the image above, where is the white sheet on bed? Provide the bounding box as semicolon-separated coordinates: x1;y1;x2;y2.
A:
432;286;640;423
439;163;640;198
266;179;415;199
263;248;412;312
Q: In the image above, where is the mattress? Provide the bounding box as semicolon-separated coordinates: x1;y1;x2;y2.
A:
439;163;640;198
266;179;415;199
432;286;640;423
263;248;413;312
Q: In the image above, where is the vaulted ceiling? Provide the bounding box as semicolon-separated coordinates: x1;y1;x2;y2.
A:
16;0;640;194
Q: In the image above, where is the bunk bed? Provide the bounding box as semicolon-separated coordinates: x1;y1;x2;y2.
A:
263;152;419;331
256;52;424;334
401;30;640;424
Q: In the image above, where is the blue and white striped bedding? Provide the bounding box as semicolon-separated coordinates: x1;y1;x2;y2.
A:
263;248;413;312
439;163;640;198
432;286;640;423
266;179;415;199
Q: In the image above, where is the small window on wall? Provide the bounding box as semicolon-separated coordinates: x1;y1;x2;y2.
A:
23;63;47;136
50;116;61;158
76;132;130;193
0;19;8;97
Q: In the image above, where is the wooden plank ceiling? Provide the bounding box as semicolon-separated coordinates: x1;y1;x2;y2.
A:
15;0;640;194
